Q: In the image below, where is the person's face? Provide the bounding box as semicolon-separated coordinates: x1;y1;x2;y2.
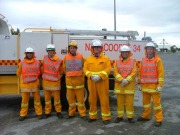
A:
26;52;34;59
146;47;155;55
69;46;77;55
93;46;102;54
47;50;55;58
121;51;129;59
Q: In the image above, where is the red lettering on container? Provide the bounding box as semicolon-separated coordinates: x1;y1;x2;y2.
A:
85;43;91;51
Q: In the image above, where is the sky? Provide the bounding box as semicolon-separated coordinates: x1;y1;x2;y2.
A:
1;0;180;46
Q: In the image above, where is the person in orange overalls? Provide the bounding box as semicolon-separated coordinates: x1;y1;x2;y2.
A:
63;40;87;120
113;45;137;123
137;42;164;127
17;47;43;121
83;39;111;125
41;44;63;119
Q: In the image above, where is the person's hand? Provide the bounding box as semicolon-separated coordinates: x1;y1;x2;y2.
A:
137;84;142;91
94;75;101;82
156;86;162;92
91;75;101;82
120;79;129;86
91;75;96;81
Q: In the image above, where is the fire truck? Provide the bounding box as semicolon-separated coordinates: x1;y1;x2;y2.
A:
0;15;147;108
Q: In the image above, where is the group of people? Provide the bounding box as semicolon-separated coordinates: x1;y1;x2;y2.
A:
16;39;164;127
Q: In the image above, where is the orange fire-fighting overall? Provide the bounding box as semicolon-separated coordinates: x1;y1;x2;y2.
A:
113;57;137;119
139;55;164;122
16;59;42;117
63;53;86;117
84;53;111;121
42;55;63;115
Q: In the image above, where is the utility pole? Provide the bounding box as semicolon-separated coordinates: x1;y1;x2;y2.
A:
163;39;165;51
160;39;168;52
114;0;116;39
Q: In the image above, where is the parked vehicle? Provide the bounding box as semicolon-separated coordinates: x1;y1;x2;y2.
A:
0;16;147;109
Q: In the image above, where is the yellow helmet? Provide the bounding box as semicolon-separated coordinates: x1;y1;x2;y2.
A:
69;40;78;48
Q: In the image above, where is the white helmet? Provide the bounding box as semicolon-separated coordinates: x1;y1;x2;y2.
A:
120;45;131;52
46;44;55;51
25;47;34;53
91;39;102;47
145;42;156;48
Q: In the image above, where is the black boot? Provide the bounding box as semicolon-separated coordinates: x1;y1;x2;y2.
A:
103;120;110;125
155;122;162;127
137;117;150;121
128;118;135;123
66;115;75;119
88;118;96;123
37;115;43;120
19;116;25;121
44;114;51;119
57;113;63;119
114;117;123;123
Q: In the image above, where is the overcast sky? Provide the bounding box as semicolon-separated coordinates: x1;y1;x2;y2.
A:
1;0;180;46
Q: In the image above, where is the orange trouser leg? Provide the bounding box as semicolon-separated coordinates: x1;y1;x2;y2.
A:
152;93;163;122
98;88;111;121
125;94;134;118
20;92;30;117
76;88;86;117
142;92;151;119
44;90;52;114
88;84;98;119
32;91;43;116
67;88;76;116
116;94;125;118
53;90;61;113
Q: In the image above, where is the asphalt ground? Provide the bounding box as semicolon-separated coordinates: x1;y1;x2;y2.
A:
0;52;180;135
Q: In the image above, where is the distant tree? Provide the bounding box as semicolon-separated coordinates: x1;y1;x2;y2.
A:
142;36;152;41
11;28;20;35
171;45;177;53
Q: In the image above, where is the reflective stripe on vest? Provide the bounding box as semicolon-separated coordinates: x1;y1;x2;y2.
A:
43;86;61;91
21;88;39;92
42;55;61;81
140;56;158;84
65;53;83;77
116;59;135;78
22;60;40;83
